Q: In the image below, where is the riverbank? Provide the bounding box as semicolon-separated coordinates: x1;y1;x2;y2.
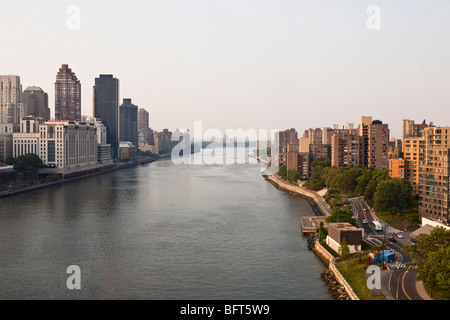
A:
262;173;365;300
0;156;159;199
263;174;331;217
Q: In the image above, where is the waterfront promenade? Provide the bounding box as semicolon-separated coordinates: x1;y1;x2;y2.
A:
264;174;332;216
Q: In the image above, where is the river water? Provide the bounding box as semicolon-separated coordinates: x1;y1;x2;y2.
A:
0;149;331;299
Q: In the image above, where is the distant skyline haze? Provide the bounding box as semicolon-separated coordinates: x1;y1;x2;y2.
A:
1;0;450;138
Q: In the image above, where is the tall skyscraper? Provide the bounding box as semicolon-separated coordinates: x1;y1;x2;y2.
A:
119;98;138;150
93;74;119;158
22;86;50;120
55;64;81;121
0;75;24;130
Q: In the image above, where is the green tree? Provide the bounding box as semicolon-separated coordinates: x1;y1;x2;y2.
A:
355;169;374;196
373;178;413;217
7;154;43;172
403;227;450;296
364;170;389;207
303;157;331;189
339;237;350;260
277;163;287;180
326;205;356;226
318;221;328;242
287;170;299;183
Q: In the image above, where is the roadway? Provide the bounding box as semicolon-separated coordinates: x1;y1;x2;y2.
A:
348;198;423;300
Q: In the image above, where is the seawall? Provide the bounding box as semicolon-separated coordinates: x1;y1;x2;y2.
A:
263;174;331;217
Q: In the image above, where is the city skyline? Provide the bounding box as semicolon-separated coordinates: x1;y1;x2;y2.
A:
1;1;450;137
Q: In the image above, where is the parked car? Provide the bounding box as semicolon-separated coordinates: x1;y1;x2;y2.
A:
362;219;367;224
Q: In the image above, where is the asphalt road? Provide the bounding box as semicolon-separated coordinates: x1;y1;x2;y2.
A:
348;198;423;300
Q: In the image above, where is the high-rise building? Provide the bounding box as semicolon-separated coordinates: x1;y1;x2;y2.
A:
331;131;365;168
138;108;149;146
22;86;50;120
278;129;298;164
286;151;310;180
308;128;322;145
402;119;432;153
93;74;119;158
418;146;450;225
0;75;24;160
154;129;173;155
119;98;138;149
367;120;389;170
38;121;98;174
0;75;25;131
55;64;81;122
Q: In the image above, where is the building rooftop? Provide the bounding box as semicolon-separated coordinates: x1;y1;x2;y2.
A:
329;222;359;231
24;86;44;92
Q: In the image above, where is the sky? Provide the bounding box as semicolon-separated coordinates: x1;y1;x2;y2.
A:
1;0;450;138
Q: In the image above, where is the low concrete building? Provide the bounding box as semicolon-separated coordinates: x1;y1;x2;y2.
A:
326;222;362;254
119;141;137;160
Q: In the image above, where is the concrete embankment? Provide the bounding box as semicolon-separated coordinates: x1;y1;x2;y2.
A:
263;174;359;300
314;242;360;300
263;174;331;217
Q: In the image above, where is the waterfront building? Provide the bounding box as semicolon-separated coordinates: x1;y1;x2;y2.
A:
13;116;44;158
286;151;309;180
0;134;13;162
148;128;155;146
91;118;113;166
22;87;50;120
278;129;298;164
93;74;120;158
38;121;99;175
418;146;450;225
331;131;365;168
55;64;81;122
309;143;331;162
119;141;137;159
154;129;174;155
119;98;139;150
366;120;389;170
138;108;149;146
326;222;362;254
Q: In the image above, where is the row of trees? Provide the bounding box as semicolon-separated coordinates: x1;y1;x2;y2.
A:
277;164;299;183
303;157;414;217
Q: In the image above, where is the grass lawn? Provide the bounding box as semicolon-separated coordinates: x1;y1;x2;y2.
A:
376;207;421;232
335;258;386;300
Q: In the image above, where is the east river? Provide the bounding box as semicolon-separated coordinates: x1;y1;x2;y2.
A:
0;149;331;299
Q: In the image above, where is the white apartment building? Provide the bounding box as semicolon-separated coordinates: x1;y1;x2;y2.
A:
38;121;98;170
13;117;44;158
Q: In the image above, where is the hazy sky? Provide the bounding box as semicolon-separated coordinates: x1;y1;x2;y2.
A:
1;0;450;138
